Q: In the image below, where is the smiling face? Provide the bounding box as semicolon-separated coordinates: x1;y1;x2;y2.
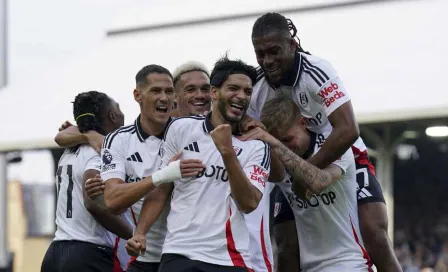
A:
133;73;175;126
175;70;211;116
211;73;253;123
252;31;296;85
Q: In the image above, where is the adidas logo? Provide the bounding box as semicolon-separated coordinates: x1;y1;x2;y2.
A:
184;141;200;153
127;152;143;162
357;188;372;200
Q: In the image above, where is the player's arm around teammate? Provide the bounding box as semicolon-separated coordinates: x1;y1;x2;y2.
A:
240;125;343;195
55;121;105;153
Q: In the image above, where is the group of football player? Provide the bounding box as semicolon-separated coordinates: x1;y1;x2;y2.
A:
40;12;403;272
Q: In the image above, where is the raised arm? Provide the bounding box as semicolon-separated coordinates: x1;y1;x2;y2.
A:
211;124;269;213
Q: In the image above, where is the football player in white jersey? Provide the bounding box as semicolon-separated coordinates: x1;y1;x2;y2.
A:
248;12;401;272
126;55;271;271
99;64;205;272
41;91;133;272
241;96;373;272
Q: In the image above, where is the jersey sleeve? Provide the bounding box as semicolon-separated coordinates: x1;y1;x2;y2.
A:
328;145;354;174
83;147;101;172
273;186;295;224
308;62;351;116
100;132;127;181
243;141;271;193
159;120;181;169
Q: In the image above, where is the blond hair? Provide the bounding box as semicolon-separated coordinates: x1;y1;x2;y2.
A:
172;61;210;88
260;96;301;137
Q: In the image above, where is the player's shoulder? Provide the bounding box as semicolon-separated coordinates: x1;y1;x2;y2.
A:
301;53;338;89
164;115;205;138
103;124;136;149
78;145;99;159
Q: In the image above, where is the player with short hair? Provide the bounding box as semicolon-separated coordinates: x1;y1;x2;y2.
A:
241;96;372;272
100;64;205;272
172;61;211;116
248;12;401;271
41;91;133;272
126;55;270;272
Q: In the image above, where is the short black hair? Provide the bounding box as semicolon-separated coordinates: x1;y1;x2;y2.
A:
135;64;173;87
252;12;290;39
252;12;310;54
210;54;257;88
72;91;111;135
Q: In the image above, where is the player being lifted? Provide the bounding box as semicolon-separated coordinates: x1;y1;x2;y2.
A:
126;55;271;272
242;96;373;271
248;12;401;272
41;91;132;272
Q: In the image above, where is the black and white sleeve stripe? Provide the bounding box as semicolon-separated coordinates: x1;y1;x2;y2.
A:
302;58;330;87
260;141;271;170
102;125;135;149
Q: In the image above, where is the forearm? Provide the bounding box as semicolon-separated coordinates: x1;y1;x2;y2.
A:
104;177;156;214
85;202;133;239
221;152;261;213
134;186;171;236
270;140;332;194
269;152;285;182
307;127;357;169
54;127;88;148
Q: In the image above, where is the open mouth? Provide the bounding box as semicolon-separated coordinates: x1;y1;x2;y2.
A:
192;101;207;107
230;102;245;113
156;105;168;113
265;66;279;74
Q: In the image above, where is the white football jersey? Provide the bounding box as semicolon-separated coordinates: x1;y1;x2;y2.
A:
248;52;368;157
276;133;373;272
159;113;270;268
101;116;171;263
244;182;275;272
54;145;115;248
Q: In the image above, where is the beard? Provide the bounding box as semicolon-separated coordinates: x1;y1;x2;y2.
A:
217;96;247;123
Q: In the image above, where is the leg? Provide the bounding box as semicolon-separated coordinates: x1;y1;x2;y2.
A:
356;163;402;272
41;242;58;272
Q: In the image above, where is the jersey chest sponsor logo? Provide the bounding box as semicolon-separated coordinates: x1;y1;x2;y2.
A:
317;82;345;108
304;112;324;126
196;164;229;182
285;191;337;209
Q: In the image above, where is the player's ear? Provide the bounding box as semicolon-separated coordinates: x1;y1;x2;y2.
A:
109;110;117;124
210;86;219;101
289;37;297;53
133;89;142;105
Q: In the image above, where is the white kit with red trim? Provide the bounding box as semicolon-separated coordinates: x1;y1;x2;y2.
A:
277;142;373;272
159;114;271;268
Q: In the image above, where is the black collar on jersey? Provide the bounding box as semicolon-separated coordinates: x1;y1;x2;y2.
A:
271;51;304;89
202;112;241;136
135;115;172;142
302;130;317;160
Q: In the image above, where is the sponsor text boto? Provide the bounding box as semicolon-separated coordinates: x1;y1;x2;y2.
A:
317;82;345;108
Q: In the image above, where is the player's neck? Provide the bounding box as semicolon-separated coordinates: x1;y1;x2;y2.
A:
210;110;238;133
139;114;166;137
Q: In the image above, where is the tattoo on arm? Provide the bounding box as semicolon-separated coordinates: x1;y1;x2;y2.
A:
271;141;331;193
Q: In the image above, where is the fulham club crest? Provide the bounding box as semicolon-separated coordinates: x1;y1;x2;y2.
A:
299;92;308;107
